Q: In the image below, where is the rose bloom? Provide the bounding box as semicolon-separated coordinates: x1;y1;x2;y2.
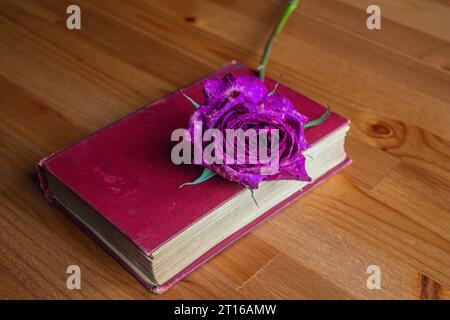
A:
188;73;311;189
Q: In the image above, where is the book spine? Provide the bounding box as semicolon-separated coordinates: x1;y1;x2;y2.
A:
36;158;55;204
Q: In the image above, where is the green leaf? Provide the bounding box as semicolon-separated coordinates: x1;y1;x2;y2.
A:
245;186;259;207
179;168;216;188
268;81;279;96
304;103;331;129
182;92;201;109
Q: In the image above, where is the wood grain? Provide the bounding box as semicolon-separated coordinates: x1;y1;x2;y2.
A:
0;0;449;299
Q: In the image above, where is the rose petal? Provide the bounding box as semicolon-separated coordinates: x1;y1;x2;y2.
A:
187;73;311;189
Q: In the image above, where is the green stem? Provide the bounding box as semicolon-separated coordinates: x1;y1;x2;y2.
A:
257;0;299;81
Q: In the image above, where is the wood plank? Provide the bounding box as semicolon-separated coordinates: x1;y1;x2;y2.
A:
0;0;448;299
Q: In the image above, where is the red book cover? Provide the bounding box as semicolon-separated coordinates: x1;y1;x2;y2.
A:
37;61;350;293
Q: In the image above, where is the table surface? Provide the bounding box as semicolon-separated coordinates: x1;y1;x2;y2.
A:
0;0;449;299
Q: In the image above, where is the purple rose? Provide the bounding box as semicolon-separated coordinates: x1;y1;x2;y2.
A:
188;73;311;189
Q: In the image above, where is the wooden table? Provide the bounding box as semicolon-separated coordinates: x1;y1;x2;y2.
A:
0;0;449;299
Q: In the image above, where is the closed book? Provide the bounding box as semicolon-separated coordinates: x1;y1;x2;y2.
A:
37;61;350;293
